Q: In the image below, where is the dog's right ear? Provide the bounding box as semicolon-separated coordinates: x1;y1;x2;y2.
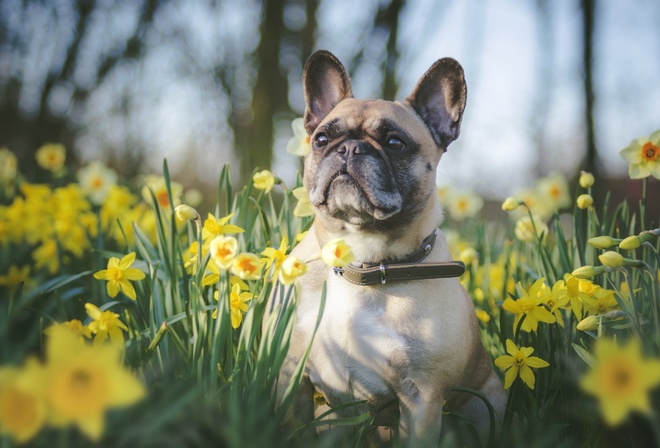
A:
303;50;353;134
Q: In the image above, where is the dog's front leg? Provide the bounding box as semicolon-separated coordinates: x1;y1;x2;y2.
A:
397;388;444;447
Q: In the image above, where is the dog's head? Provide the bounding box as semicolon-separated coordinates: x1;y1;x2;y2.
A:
302;50;467;232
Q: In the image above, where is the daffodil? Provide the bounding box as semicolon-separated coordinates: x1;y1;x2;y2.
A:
213;283;253;328
261;237;289;276
0;360;47;443
252;170;276;193
279;256;308;285
537;173;571;211
77;161;118;205
579;170;595;188
321;238;355;268
230;253;262;280
93;252;146;300
501;197;521;211
183;188;203;207
447;189;483;221
557;274;590;318
44;320;92;342
581;338;660;426
174;204;199;222
582;287;619;316
576;194;593;209
85;303;129;346
576;315;599;331
141;175;183;210
588;236;621;249
44;325;144;440
0;148;17;184
544;280;571;327
619;130;660;180
572;265;606;279
292;186;314;217
0;265;31;290
32;239;59;275
209;235;239;269
494;339;549;390
201;213;245;242
514;215;548;242
286;117;310;156
35;143;66;172
475;309;490;324
502;278;556;333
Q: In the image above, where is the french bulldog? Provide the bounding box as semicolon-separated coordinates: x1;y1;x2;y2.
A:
272;50;505;446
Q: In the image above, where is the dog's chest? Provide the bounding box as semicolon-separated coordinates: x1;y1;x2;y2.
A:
305;275;415;404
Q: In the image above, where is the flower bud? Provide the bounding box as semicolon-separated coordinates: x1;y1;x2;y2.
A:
579;171;595;188
253;170;275;193
576;194;593;209
175;204;199;222
587;236;621;249
571;265;606;279
321;238;355;268
598;251;625;268
458;248;478;265
501;197;520;211
577;315;599;331
619;235;642;250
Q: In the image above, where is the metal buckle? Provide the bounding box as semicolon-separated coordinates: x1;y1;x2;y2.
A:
333;267;344;276
380;264;387;284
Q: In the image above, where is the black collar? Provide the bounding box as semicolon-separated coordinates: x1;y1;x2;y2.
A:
332;230;465;286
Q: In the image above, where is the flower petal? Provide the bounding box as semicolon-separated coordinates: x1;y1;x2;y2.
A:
505;339;518;356
120;280;137;301
124;268;146;281
494;355;514;369
93;270;109;280
519;364;536;389
119;252;136;270
75;413;105;441
504;365;518;390
85;303;102;320
107;280;120;298
526;356;550;369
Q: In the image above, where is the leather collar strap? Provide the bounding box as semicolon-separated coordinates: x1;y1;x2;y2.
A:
332;230;465;286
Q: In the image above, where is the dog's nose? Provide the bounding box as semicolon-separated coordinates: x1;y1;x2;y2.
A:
337;140;371;156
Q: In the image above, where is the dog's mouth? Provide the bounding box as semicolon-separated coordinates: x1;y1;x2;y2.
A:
314;170;402;223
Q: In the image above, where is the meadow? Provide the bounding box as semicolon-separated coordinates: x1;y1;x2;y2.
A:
0;128;658;447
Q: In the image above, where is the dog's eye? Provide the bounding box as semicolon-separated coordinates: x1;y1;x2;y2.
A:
315;133;329;147
387;137;405;150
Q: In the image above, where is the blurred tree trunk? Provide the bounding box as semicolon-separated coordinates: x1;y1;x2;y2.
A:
381;0;404;100
232;0;318;185
532;0;552;177
581;0;598;176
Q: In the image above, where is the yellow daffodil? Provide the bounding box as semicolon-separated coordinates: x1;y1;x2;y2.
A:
141;175;183;210
576;194;593;209
0;360;47;443
183;188;203;207
501;197;521;211
44;320;92;342
588;236;621;249
213;283;253;328
619;231;656;250
571;265;605;279
619;130;660;180
184;241;208;270
579;170;595;188
436;185;452;206
577;315;599;331
582;287;619;316
502;278;556;333
598;251;625;268
581;338;660;426
201;213;245;242
321;238;355;268
0;148;17;183
261;237;289;276
494;339;549;390
0;265;31;290
77;162;118;205
174;204;200;223
209;235;239;269
537;173;571;211
558;274;590;318
543;280;571;327
230;253;262;280
458;247;478;266
279;256;308;285
514;215;548;242
32;239;59;275
286;117;310;156
44;326;144;440
85;303;129;346
93;252;146;300
35;143;66;172
475;309;490;324
201;258;221;286
252;170;276;193
447;189;483;221
292;186;314;217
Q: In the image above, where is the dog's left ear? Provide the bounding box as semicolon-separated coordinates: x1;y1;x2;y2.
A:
404;58;467;150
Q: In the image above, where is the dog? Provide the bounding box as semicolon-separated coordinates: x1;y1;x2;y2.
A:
271;50;506;446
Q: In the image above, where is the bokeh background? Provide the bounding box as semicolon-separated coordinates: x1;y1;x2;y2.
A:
1;0;659;205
